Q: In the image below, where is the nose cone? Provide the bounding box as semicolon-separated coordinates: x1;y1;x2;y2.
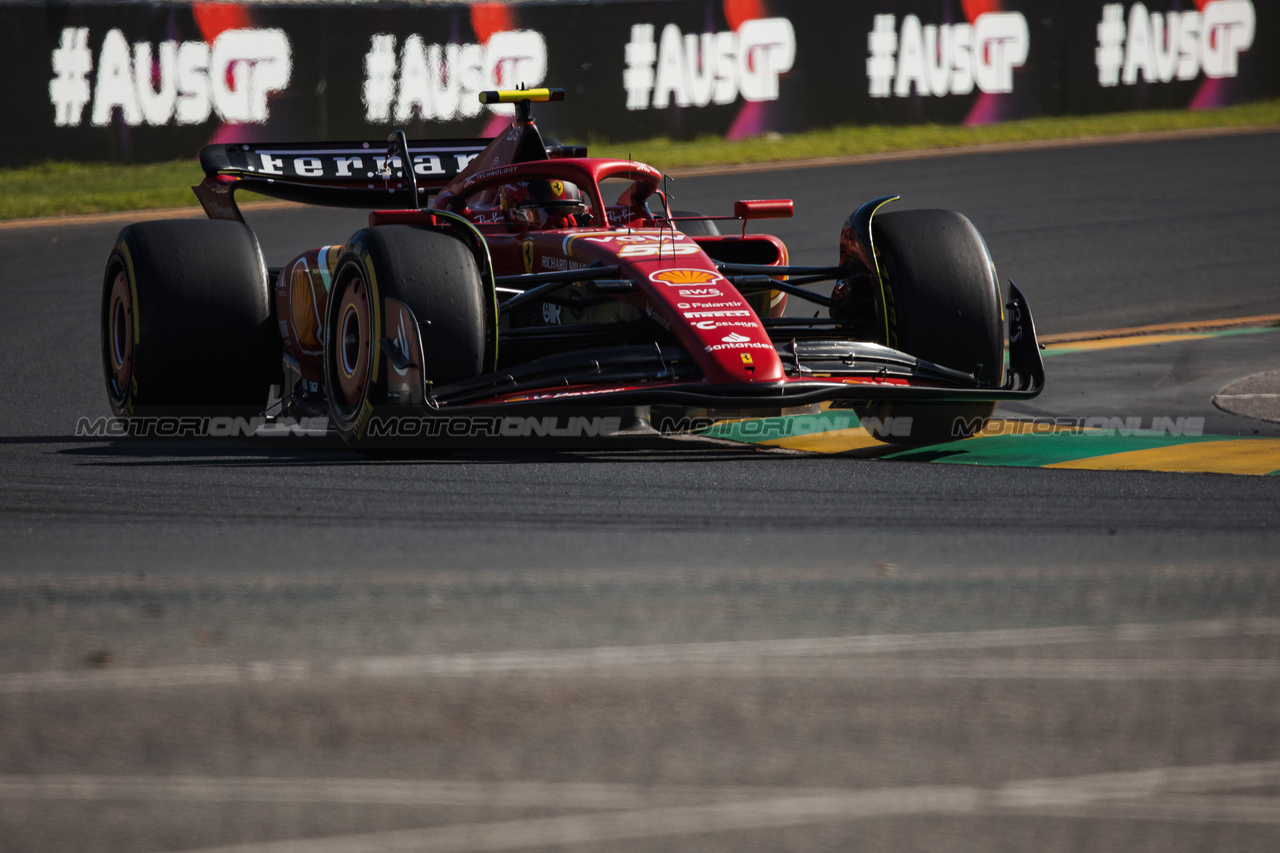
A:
698;330;784;382
645;265;784;383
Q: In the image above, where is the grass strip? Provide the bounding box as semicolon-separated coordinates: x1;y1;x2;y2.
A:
586;99;1280;168
3;100;1277;221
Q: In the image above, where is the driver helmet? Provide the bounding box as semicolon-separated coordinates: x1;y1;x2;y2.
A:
499;179;585;228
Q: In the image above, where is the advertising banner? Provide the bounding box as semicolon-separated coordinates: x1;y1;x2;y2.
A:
6;0;1277;166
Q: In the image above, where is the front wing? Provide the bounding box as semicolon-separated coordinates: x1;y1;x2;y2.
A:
330;283;1045;446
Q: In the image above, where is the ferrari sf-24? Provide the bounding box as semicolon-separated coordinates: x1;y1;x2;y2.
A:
101;88;1043;449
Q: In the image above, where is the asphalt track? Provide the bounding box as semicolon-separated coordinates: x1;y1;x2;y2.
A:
1;132;1279;852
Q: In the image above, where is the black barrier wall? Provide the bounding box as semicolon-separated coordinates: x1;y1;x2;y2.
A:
6;0;1276;165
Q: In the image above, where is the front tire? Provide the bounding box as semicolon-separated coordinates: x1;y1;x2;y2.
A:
101;219;277;418
323;226;488;449
863;209;1005;444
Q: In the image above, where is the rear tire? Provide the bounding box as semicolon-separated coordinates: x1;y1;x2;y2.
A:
672;210;720;237
323;226;488;449
862;209;1004;444
101;219;277;418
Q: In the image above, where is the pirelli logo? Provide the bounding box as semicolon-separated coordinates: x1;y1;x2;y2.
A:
683;309;752;318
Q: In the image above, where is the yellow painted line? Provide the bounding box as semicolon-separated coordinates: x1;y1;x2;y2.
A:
1045;332;1210;353
759;419;1081;455
759;427;883;453
969;419;1085;436
1046;439;1280;475
728;416;1280;475
1040;313;1280;344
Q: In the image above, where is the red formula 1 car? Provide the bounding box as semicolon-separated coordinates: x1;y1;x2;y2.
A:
101;88;1043;449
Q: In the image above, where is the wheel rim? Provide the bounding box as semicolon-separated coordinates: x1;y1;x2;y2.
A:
340;306;362;378
331;269;371;410
106;269;133;404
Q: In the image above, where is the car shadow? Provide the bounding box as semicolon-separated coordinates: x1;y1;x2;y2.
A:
0;435;774;467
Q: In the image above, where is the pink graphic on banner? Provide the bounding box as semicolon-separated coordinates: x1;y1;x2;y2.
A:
1191;77;1230;110
965;93;998;126
723;0;776;140
727;101;769;140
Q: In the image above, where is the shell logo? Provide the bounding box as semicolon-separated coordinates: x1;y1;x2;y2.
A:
649;268;722;286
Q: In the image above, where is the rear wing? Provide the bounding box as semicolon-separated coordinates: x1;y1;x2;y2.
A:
194;138;492;221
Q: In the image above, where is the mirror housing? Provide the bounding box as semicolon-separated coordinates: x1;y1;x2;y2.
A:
734;199;794;220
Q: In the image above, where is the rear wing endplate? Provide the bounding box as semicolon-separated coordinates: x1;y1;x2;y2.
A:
194;138;491;221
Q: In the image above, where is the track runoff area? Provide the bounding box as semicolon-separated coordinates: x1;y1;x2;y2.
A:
711;314;1280;475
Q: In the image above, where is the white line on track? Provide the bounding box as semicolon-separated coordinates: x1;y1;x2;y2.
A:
33;790;1000;853
4;762;1276;809
0;776;841;810
1;617;1276;693
650;659;1280;680
27;761;1267;853
1006;798;1280;826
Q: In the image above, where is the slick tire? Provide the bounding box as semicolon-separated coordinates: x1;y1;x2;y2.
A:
324;226;488;450
101;219;277;418
672;210;720;237
862;209;1005;445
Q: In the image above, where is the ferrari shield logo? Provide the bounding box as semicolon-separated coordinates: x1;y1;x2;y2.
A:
522;239;534;273
740;353;754;365
550;180;564;196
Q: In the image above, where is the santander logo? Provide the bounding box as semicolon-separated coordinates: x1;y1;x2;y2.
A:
721;332;752;343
